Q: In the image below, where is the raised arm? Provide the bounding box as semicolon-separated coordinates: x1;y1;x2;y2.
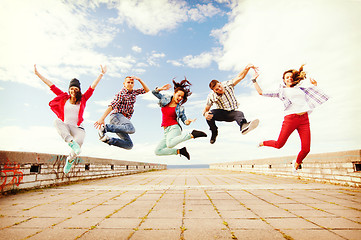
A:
91;65;107;89
34;64;53;87
232;64;258;86
251;69;263;95
94;106;112;129
157;84;171;92
152;84;171;99
132;76;150;93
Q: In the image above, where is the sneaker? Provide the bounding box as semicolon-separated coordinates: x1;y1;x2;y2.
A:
64;155;76;174
68;141;81;155
292;160;299;175
179;147;190;160
100;134;110;143
241;119;259;135
191;130;207;139
210;129;218;144
98;124;106;139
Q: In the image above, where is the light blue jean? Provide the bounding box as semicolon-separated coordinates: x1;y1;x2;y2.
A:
105;113;135;150
155;124;191;156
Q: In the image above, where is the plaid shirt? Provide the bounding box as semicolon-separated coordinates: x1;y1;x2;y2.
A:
206;80;238;111
110;88;146;119
262;83;329;111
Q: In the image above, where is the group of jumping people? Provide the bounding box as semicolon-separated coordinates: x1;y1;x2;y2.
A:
34;63;329;175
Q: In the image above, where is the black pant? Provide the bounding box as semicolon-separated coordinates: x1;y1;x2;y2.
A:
206;109;247;132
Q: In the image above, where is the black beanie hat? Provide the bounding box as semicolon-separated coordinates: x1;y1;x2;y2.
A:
69;78;81;91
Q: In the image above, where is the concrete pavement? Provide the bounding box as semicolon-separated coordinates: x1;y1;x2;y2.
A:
0;169;360;240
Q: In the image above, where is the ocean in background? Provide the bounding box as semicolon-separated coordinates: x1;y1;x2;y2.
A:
167;164;209;169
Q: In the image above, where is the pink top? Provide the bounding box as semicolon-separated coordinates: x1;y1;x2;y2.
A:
161;106;178;127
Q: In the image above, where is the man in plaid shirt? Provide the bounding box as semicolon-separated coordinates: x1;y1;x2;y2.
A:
94;76;149;149
202;64;260;144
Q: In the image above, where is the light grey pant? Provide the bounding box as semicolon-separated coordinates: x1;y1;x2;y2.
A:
155;125;191;156
54;119;85;147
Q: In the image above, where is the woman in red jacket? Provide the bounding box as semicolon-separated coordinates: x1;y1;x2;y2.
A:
34;64;106;173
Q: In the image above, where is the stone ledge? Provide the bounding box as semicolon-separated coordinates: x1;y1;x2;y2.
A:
0;150;166;193
210;149;361;187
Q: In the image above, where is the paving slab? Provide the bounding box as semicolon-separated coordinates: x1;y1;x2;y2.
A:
0;169;360;240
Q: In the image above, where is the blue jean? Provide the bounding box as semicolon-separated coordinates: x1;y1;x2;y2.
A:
155;125;191;156
105;113;135;150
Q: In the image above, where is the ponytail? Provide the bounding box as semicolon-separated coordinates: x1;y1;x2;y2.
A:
283;64;307;87
173;77;192;105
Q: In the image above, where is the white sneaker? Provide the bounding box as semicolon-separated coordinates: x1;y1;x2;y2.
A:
100;134;110;143
292;160;299;175
242;119;259;135
98;124;106;139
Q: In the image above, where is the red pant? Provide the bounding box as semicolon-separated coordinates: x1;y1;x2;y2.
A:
263;113;310;164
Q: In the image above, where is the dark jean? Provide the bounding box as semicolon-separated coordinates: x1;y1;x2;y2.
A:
106;113;135;150
206;109;247;132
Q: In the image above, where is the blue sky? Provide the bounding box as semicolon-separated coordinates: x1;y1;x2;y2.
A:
1;0;360;165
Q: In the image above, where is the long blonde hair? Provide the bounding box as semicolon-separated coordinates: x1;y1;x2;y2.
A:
283;64;306;87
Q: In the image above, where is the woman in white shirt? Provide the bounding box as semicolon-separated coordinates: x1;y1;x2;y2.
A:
34;64;106;173
251;65;329;174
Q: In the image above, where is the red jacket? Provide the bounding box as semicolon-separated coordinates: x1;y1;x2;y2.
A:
49;85;94;126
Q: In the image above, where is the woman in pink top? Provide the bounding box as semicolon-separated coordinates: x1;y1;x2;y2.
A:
34;64;106;173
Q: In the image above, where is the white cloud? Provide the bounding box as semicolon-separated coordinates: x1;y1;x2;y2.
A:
176;48;221;68
210;0;361;159
0;0;116;88
167;60;183;67
109;0;188;35
188;3;222;22
182;52;214;68
132;46;142;53
147;52;166;66
108;0;225;35
0;126;68;154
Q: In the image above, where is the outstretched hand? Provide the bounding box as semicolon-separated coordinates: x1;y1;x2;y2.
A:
94;120;104;129
246;63;254;69
158;84;172;91
100;65;107;74
185;118;196;125
252;68;260;80
309;78;317;86
34;64;39;75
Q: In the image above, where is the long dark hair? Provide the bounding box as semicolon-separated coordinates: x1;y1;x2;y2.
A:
172;78;192;105
75;91;82;104
283;64;307;87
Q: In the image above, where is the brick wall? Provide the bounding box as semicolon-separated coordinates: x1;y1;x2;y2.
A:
210;149;361;187
0;151;166;193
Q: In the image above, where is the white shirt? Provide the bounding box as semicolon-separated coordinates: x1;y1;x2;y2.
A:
282;87;311;115
64;100;81;127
